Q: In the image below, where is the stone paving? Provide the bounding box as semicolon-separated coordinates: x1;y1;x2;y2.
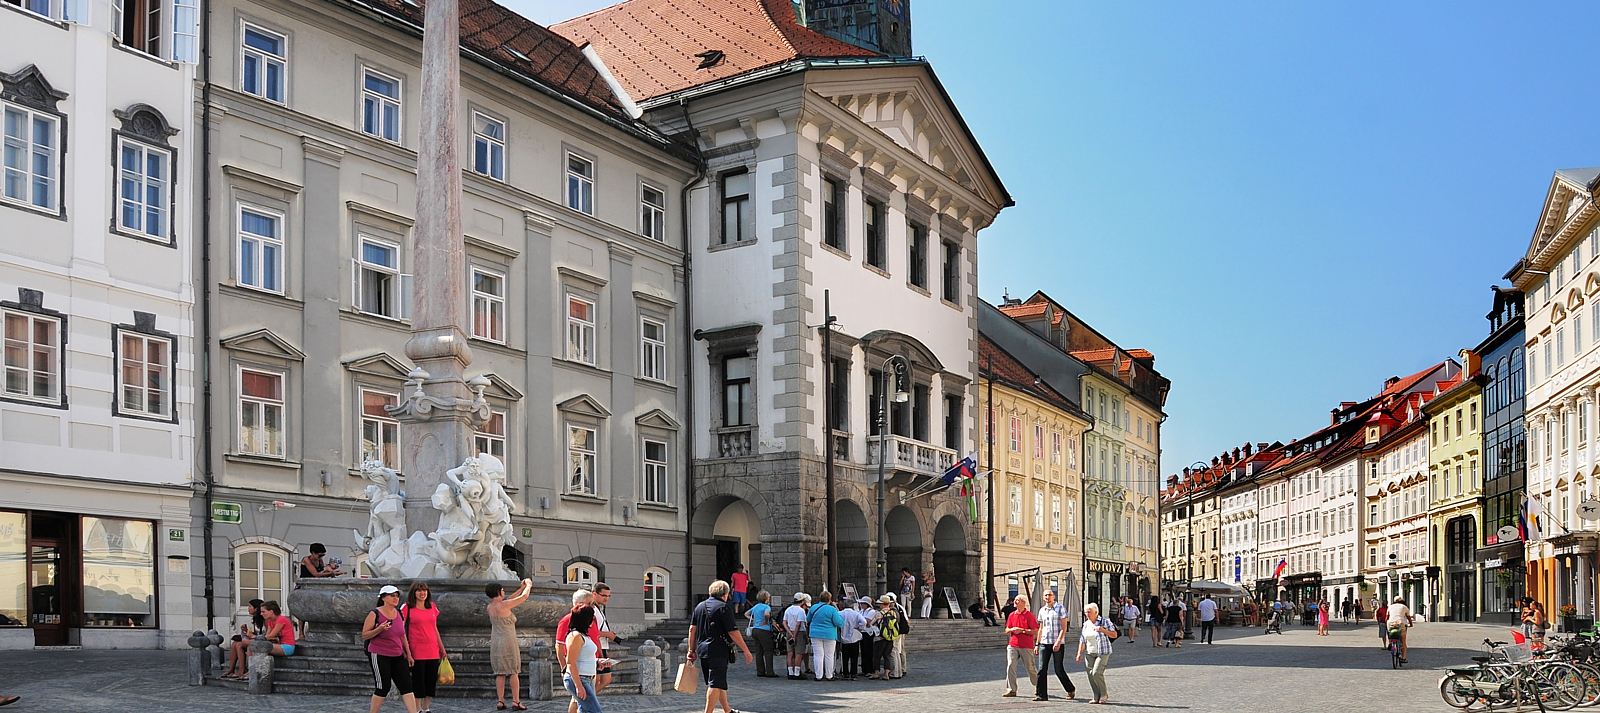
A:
0;619;1521;712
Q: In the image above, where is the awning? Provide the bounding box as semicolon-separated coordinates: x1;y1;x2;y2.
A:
1179;580;1248;596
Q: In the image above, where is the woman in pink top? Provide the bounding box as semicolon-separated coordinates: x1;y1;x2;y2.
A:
362;585;419;713
261;601;295;656
403;581;447;713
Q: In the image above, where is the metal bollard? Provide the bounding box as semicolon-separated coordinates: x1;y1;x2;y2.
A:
247;638;274;695
186;631;209;686
528;640;552;701
637;639;662;695
206;629;225;672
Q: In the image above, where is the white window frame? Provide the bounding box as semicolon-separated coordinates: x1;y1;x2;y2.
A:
237;367;285;457
475;410;506;460
237;205;284;293
640;316;667;382
1066;498;1076;535
566;295;596;365
640;182;666;242
1033;489;1045;530
234;544;290;612
240;24;287;104
354;236;403;319
568;424;597;495
643;567;670;620
1008;484;1022;525
471;111;505;181
565;561;597;586
470;267;505;343
360;68;402;143
2;308;61;404
642;438;669;505
116;329;173;419
115;136;171;243
566;152;594;215
360;388;400;469
2;102;60;212
1051;494;1062;533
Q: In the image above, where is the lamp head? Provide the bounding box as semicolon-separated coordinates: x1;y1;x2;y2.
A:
893;392;910;404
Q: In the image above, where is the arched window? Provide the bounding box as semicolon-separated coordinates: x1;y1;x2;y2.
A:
644;568;670;620
566;562;598;587
234;544;290;612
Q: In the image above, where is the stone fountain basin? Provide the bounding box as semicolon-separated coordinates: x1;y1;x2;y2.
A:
288;577;574;631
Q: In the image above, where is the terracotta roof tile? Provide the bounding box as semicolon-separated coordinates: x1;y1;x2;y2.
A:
552;0;877;102
1069;348;1116;363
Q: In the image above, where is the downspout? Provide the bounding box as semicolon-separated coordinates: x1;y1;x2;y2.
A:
198;0;216;628
678;98;704;615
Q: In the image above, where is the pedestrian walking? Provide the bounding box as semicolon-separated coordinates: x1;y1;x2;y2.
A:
556;589;597;713
1377;600;1390;646
1001;595;1038;698
1197;594;1217;645
1076;602;1118;705
1341;598;1352;623
562;604;603;713
731;564;749;614
839;597;868;680
1317;598;1330;636
486;579;533;711
1120;598;1140;638
1147;594;1163;647
1160;595;1183;648
688;580;754;713
591;583;618;696
1033;588;1076;702
362;585;420;713
402;581;446;713
746;590;777;678
782;593;811;679
807;591;844;681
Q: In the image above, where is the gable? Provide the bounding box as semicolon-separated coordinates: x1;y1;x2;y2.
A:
557;393;611;418
220;329;305;361
477;373;524;401
1524;169;1600;279
636;408;681;430
343;352;412;380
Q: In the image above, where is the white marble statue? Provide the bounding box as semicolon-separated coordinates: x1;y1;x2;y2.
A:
352;460;410;578
351;453;520;580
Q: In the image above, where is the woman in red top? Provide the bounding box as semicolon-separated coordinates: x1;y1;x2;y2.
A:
403;581;447;713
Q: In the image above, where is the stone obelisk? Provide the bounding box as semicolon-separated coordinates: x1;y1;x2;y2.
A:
390;0;487;538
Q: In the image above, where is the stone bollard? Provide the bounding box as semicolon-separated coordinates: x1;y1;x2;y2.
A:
247;638;274;695
528;640;552;701
637;639;662;696
187;630;210;686
206;630;225;672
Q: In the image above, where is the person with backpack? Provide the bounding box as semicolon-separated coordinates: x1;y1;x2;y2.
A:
869;595;908;680
362;584;420;713
807;591;845;681
688;580;753;713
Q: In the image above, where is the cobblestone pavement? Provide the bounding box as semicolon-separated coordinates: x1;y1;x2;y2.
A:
0;620;1516;712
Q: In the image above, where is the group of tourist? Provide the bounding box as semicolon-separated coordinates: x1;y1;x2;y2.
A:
742;588;913;681
996;589;1119;705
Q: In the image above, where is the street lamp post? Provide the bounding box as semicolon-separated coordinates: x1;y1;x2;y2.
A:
876;355;910;598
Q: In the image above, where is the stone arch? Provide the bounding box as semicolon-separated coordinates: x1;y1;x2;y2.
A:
836;499;873;591
885;505;924;593
932;515;970;616
695;496;766;592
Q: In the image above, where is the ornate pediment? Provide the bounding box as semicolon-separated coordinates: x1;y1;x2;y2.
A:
635;408;681;430
557;393;611;418
343;352;411;380
220;328;304;361
0;65;68;112
114;104;179;147
1525;169;1600;280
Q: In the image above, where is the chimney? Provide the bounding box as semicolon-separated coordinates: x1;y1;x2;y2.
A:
1331;408;1340;426
1167;474;1180;488
1385;376;1401;388
1211;456;1220;467
1232;447;1241;462
1243;443;1253;456
1182;467;1191;478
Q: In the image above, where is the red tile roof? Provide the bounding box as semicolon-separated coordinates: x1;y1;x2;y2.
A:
360;0;627;116
551;0;878;102
1069;348;1117;363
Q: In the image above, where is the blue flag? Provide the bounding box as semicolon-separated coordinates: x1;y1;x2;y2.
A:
942;454;977;485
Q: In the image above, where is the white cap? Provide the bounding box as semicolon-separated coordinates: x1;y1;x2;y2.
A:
857;597;873;604
379;585;401;595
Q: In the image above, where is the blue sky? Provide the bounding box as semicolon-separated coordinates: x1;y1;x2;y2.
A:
522;1;1600;476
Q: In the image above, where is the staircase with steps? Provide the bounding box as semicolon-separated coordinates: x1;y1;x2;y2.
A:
901;617;1006;653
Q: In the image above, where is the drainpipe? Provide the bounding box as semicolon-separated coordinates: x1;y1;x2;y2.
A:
678;98;703;615
198;0;217;629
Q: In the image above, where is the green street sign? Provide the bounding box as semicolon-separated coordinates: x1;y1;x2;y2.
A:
212;502;242;524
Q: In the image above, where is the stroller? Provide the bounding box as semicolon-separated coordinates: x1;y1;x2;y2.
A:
1264;608;1285;635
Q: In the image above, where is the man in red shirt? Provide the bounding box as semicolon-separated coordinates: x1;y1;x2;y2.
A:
1002;595;1039;697
731;564;749;614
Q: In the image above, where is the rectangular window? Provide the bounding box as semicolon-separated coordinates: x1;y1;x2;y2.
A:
640;184;666;242
361;69;401;142
241;25;286;103
116;138;170;242
355;238;401;318
568;425;597;495
360;389;399;468
723;355;751;427
10;0;52;18
1033;424;1045;459
117;331;172;418
1009;484;1022;525
3;103;59;211
566;295;595;364
474;410;506;459
3;309;60;402
643;439;669;504
943;394;961;449
831;357;851;434
567;152;594;215
1009;415;1021;452
1051;431;1062;465
1558;329;1567;367
1546;341;1554;378
1578;314;1586;354
471;268;505;342
471;112;505;180
864;199;885;269
237;368;283;456
941;241;960;302
1051;494;1062;533
1034;490;1045;529
1470;402;1478;432
115;0;162;55
908;221;928;289
640;317;667;381
237;207;282;293
81;517;155;627
1455;408;1463;437
719;170;750;244
823;177;844;250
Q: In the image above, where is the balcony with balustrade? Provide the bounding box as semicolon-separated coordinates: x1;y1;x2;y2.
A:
866;433;956;486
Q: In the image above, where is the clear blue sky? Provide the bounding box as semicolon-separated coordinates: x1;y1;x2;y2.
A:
524;0;1600;476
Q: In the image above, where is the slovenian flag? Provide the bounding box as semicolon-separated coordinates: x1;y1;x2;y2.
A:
942;454;977;485
1272;559;1288;580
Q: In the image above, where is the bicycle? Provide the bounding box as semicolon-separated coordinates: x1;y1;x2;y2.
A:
1440;639;1590;711
1388;624;1405;669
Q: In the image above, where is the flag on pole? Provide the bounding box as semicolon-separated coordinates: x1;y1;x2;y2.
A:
942;454;977;485
1522;495;1545;542
1272;559;1288;580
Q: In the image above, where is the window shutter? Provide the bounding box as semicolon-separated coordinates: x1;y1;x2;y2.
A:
110;0;123;39
171;0;200;63
64;0;90;25
351;258;361;310
399;273;414;321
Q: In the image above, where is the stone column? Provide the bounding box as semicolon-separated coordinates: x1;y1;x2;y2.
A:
247;638;275;695
528;640;553;701
1578;555;1593;618
390;0;486;536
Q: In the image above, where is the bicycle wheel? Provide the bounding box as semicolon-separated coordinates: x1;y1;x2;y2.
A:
1535;663;1586;711
1440;673;1487;709
1574;662;1600;707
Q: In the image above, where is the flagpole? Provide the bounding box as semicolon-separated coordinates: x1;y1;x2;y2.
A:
823;290;836;594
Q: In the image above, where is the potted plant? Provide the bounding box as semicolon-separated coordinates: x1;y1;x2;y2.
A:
1560;604;1578;632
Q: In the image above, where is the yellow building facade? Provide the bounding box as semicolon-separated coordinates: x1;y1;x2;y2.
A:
1426;359;1485;622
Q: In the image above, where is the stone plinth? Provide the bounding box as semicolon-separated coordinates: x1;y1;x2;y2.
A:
288;577;569;644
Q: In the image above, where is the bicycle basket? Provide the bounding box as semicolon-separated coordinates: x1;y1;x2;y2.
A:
1497;642;1534;663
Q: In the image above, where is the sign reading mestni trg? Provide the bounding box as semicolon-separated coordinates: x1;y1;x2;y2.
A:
1086;560;1125;575
211;502;242;524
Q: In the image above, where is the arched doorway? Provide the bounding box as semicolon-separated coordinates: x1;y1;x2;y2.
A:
932;515;968;618
885;506;922;598
712;499;762;588
837;500;872;593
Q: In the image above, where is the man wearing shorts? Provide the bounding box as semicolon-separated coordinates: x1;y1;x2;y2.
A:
1387;597;1413;663
689;580;752;713
783;593;811;679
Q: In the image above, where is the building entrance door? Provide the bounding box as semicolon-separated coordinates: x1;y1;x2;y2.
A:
28;513;76;646
715;539;739;584
1450;572;1475;622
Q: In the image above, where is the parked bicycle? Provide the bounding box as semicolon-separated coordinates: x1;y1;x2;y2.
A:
1439;638;1590;711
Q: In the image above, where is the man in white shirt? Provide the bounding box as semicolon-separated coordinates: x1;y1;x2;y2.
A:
1120;599;1140;638
1386;597;1414;662
783;593;811;679
838;599;866;681
1196;595;1218;644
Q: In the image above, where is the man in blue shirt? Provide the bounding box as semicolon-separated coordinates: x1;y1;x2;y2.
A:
689;580;753;713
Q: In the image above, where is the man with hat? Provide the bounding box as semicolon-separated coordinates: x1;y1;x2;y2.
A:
782;593;811;679
837;596;868;680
